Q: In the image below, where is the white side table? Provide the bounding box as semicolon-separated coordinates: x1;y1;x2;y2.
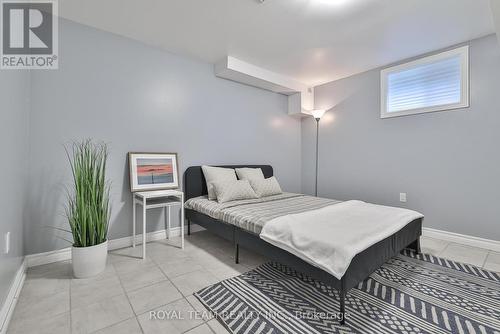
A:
132;190;184;259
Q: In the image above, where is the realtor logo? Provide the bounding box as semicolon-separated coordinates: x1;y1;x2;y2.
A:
1;0;58;69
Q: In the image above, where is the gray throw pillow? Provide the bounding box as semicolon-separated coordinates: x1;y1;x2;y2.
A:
235;167;265;182
201;166;237;200
212;180;258;203
250;176;283;198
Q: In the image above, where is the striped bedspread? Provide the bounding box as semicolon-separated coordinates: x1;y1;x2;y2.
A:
185;193;340;234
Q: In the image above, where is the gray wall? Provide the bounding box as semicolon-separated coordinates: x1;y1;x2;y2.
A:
0;71;30;316
303;34;500;240
26;19;302;255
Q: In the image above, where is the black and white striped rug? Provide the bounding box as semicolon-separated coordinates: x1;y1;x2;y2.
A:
195;250;500;334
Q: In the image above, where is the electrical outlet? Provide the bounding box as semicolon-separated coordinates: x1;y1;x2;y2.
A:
399;193;407;203
4;232;10;254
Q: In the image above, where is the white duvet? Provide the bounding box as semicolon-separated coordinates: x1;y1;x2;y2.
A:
259;200;423;279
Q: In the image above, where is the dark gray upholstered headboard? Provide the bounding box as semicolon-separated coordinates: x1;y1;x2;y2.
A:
184;165;273;201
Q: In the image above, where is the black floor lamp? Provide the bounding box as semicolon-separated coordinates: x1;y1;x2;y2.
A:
310;110;326;197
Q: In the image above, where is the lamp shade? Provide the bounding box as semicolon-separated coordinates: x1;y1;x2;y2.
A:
310;109;326;120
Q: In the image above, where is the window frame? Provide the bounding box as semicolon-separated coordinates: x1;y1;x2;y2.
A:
380;45;469;119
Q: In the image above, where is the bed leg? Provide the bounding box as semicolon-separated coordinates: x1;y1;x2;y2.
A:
235;243;240;264
408;238;421;254
187;219;191;236
340;278;346;326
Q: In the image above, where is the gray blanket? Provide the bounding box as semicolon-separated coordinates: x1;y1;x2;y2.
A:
185;193;340;234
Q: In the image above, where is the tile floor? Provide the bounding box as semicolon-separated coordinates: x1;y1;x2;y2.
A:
7;232;499;334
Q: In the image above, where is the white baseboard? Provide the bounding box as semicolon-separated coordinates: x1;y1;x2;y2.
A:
107;224;204;250
25;248;72;268
0;259;26;334
25;224;205;268
422;227;500;252
24;225;498;269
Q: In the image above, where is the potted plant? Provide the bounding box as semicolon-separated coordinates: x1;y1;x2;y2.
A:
66;140;111;278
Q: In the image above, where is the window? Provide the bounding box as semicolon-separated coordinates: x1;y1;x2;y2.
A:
381;46;469;119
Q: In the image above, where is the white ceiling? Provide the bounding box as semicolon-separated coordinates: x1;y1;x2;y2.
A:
58;0;495;87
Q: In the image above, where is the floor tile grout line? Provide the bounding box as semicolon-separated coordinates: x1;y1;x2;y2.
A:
156;256;191;300
134;296;185;319
160;266;208;281
87;316;137;334
443;241;492;252
112;260;146;334
70;275;129;309
122;277;170;295
206;319;220;334
437;242;451;257
111;254;172;293
113;236;220;311
11;290;71;320
481;251;491;269
69;269;73;334
154;240;223;331
180;321;213;334
7;274;72;332
113;262;158;275
437;242;492;267
148;249;189;267
136;246;210;332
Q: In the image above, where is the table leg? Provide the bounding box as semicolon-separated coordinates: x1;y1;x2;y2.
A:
181;194;184;249
164;207;167;239
167;206;171;239
142;197;146;259
132;198;136;248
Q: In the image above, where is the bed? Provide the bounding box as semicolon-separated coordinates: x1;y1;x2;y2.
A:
184;165;423;325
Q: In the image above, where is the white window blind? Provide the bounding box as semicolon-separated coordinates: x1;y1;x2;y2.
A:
381;46;469;118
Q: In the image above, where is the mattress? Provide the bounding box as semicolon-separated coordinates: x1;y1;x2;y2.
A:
185;192;340;234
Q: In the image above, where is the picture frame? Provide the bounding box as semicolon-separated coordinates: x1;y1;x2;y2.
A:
128;152;179;192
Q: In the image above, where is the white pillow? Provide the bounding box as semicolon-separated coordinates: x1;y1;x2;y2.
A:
212;180;258;203
235;168;265;182
250;176;283;198
201;166;237;200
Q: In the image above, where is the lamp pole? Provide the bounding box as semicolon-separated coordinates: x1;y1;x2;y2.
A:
310;109;326;197
315;117;320;197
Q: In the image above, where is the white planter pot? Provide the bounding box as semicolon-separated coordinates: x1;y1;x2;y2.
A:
72;240;108;278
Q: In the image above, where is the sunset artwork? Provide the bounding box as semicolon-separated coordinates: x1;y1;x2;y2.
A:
129;153;179;192
136;158;174;185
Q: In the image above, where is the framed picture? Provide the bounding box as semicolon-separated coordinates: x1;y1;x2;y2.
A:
128;152;179;192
